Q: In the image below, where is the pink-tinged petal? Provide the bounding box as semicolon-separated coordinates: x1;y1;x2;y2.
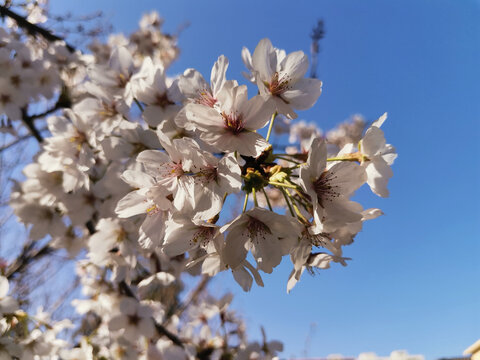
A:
365;159;393;198
241;95;275;131
210;55;229;95
282;78;323;110
280;50;308;80
251;38;276;81
115;191;150;218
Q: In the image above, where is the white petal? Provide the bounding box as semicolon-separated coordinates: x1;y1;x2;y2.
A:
251;38;276;81
365;159;393;198
121;170;155;188
0;276;8;298
282;78;323;111
115;191;150;218
362;126;386;156
223;226;249;270
372;112;387;128
232;266;253;292
280;50;308;80
210;55;229;96
241;95;275;131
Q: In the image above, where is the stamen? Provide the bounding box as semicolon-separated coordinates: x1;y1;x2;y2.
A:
158;162;184;178
312;171;340;208
266;72;291;97
222;111;244;134
195;89;217;107
245;216;271;244
191;226;215;248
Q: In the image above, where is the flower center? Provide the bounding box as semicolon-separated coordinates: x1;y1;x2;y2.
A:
194;166;218;185
155;93;175;108
222;111;244;134
266;72;291;97
195;89;217;107
312;171;340;208
192;226;216;247
158;161;184;178
246;216;271;243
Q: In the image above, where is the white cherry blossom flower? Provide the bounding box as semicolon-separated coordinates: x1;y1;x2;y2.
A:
246;38;323;119
297;138;366;233
108;297;155;342
185;84;275;157
222;207;302;273
359;112;397;197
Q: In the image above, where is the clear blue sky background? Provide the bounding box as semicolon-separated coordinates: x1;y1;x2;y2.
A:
49;0;480;358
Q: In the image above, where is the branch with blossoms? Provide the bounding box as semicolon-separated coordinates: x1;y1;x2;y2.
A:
0;4;397;358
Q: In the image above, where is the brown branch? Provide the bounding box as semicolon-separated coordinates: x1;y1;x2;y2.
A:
21;108;43;143
165;274;210;324
6;241;53;279
0;4;75;52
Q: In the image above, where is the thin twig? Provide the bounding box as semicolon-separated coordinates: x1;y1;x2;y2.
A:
0;5;75;52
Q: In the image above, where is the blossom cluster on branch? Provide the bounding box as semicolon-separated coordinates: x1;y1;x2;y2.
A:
0;4;396;359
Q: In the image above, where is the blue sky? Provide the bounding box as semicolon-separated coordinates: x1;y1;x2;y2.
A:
48;0;480;358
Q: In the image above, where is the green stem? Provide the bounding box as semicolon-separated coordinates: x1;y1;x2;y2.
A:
280;188;295;217
252;188;259;207
261;188;273;211
265;111;278;142
275;156;302;164
286;192;310;224
242;193;249;213
269;181;299;189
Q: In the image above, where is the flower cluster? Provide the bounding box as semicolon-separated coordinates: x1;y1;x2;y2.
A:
1;6;396;359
